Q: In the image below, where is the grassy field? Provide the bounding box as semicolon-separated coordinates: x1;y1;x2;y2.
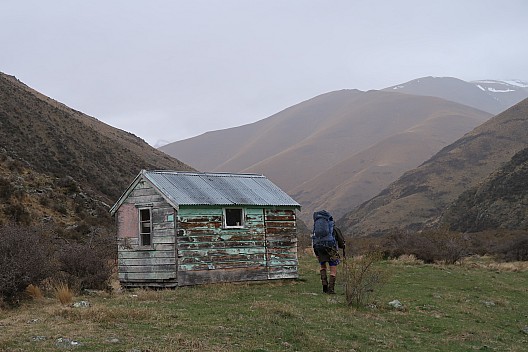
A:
1;255;527;351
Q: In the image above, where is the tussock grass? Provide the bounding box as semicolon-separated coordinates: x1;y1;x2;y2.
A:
52;282;73;305
462;255;528;272
25;284;43;300
390;254;424;265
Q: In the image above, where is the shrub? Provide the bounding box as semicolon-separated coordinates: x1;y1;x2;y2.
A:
380;230;468;264
4;202;31;225
424;230;469;265
0;177;14;199
494;233;528;261
0;224;57;305
57;232;115;291
342;252;387;308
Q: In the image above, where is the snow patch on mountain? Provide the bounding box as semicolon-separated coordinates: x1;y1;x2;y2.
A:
487;88;516;93
502;80;528;88
471;79;528;89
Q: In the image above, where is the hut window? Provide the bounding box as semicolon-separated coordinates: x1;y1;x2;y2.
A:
223;208;244;228
139;208;152;246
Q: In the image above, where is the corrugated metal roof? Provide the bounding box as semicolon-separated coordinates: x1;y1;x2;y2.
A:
143;170;300;207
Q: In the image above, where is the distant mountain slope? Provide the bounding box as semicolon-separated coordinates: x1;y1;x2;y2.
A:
441;147;528;232
161;89;363;174
383;76;528;115
291;109;488;221
339;98;528;237
0;72;194;225
161;89;491;225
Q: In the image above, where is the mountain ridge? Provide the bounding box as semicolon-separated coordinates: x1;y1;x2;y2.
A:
161;85;493;225
338;97;528;236
384;76;528;115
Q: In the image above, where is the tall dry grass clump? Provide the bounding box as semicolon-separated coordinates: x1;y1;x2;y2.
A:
25;284;44;300
390;254;424;265
53;281;74;305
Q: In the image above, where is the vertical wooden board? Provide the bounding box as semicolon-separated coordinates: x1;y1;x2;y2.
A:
264;207;299;279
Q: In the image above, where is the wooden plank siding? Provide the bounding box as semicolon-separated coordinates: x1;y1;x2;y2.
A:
265;209;298;279
176;207;269;286
116;180;177;287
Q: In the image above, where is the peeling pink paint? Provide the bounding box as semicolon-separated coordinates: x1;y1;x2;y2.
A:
117;203;138;238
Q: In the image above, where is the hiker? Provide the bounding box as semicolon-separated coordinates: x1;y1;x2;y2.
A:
312;210;346;294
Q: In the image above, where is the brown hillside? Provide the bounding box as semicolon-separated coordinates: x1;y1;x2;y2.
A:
162;89;490;226
339;98;528;236
160;89;365;172
441;146;528;232
292;109;487;222
0;72;194;226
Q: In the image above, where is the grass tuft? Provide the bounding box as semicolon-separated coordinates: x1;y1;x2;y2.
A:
53;282;73;305
390;254;424;265
25;284;43;300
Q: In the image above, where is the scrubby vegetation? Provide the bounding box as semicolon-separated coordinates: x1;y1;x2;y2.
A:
443;147;528;232
342;251;387;308
346;229;528;264
0;225;57;305
0;224;114;307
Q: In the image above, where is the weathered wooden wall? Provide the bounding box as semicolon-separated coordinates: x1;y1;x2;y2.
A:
177;206;298;286
116;179;177;287
265;209;298;280
177;207;267;285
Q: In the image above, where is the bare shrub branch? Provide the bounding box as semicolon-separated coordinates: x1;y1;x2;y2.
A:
342;252;388;308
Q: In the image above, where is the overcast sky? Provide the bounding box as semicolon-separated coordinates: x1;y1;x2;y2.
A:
2;1;527;146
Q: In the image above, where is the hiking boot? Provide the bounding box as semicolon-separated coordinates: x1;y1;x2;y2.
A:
320;269;328;293
328;275;336;294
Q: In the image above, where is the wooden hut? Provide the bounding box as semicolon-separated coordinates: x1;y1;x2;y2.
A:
110;170;301;288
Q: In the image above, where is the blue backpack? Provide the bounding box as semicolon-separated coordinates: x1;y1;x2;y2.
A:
312;210;336;249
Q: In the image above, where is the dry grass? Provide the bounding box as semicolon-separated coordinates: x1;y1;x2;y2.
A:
25;284;43;300
462;255;528;272
52;282;73;305
390;254;425;265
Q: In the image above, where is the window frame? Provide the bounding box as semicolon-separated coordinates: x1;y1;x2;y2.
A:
223;207;245;229
138;207;153;247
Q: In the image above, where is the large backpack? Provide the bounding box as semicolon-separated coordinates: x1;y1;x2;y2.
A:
312;210;336;249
